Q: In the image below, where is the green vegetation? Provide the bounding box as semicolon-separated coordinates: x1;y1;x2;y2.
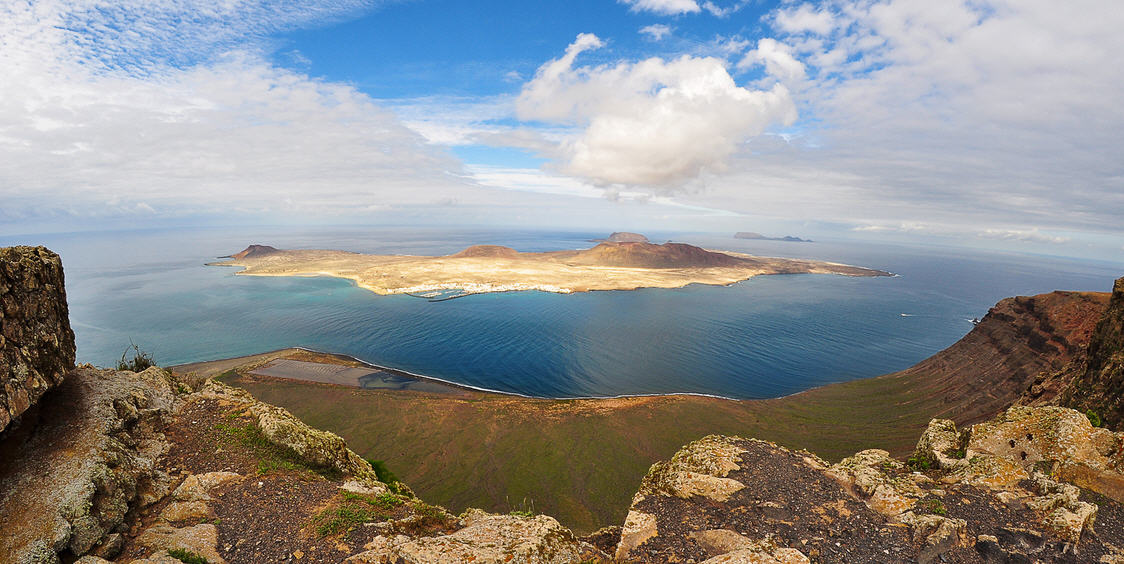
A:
212;421;340;479
312;491;404;536
906;453;933;471
312;502;388;537
366;458;412;496
508;496;536;516
403;499;454;533
116;342;156;372
223;362;1009;534
1086;409;1104;428
167;547;208;564
923;497;946;516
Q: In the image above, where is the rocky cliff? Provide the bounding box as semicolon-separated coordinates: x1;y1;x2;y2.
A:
1061;276;1124;429
877;289;1110;426
1;246;75;434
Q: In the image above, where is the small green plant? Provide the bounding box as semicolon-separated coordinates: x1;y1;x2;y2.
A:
408;500;454;530
167;547;208;564
508;496;536;517
116;341;156;372
341;490;403;510
212;422;339;480
1086;409;1104;428
312;504;387;536
924;497;946;516
906;453;932;471
311;491;402;536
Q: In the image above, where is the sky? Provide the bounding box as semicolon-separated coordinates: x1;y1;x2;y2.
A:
1;0;1122;261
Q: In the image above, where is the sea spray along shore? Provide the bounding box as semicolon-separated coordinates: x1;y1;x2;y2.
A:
208;236;891;298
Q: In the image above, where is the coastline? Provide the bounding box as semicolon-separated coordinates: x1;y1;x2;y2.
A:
207;243;894;298
172;346;746;402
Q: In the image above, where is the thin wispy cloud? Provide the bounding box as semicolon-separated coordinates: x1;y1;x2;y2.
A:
619;0;701;16
639;24;673;41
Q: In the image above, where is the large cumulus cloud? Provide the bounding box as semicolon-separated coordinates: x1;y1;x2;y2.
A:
515;33;797;187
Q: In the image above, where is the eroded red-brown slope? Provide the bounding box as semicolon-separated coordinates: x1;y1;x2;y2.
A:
878;290;1110;425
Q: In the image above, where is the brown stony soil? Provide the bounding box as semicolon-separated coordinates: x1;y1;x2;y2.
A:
629;439;915;563
628;438;1124;563
115;396;456;564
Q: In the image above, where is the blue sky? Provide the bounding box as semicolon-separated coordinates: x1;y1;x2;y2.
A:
1;0;1122;262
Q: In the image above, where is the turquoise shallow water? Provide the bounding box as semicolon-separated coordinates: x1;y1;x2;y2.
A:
3;227;1121;399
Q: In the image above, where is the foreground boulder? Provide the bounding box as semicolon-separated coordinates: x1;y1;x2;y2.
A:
615;406;1124;563
0;367;178;563
1;246;76;433
346;508;600;564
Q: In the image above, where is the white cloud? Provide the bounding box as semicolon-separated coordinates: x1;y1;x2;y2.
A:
659;0;1124;244
515;34;797;187
619;0;700;15
700;1;748;18
640;24;673;41
0;0;474;226
739;38;805;82
773;4;836;35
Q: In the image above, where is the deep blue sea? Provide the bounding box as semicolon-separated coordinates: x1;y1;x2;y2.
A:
3;227;1121;399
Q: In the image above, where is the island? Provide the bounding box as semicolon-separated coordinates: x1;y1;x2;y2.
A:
735;231;813;242
208;236;891;297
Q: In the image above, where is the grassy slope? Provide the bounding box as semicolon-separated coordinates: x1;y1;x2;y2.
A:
223;369;940;534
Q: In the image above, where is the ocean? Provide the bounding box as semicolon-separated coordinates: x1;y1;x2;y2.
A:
4;226;1120;399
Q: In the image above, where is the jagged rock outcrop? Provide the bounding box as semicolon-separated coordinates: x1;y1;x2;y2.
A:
0;367;179;564
345;508;600;564
1061;276;1124;429
198;380;385;487
615;406;1124;563
1;246;76;434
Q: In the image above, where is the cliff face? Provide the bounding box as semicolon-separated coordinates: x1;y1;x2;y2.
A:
1061;276;1124;429
879;289;1110;426
1;246;75;434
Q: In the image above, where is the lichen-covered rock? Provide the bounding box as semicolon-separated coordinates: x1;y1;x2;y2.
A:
200;380;384;489
0;367;177;564
945;453;1030;489
1;246;76;434
159;473;241;523
344;509;593;563
899;511;967;564
1026;472;1099;541
134;524;224;564
637;435;748;501
913;419;967;470
967;405;1124;502
616;437;914;562
615;510;658;560
829;449;924;517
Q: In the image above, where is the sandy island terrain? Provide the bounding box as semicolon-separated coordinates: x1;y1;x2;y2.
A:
208;238;891;297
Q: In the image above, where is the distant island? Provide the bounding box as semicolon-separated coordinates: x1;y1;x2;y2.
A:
209;235;890;297
590;231;650;243
735;231;813;242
